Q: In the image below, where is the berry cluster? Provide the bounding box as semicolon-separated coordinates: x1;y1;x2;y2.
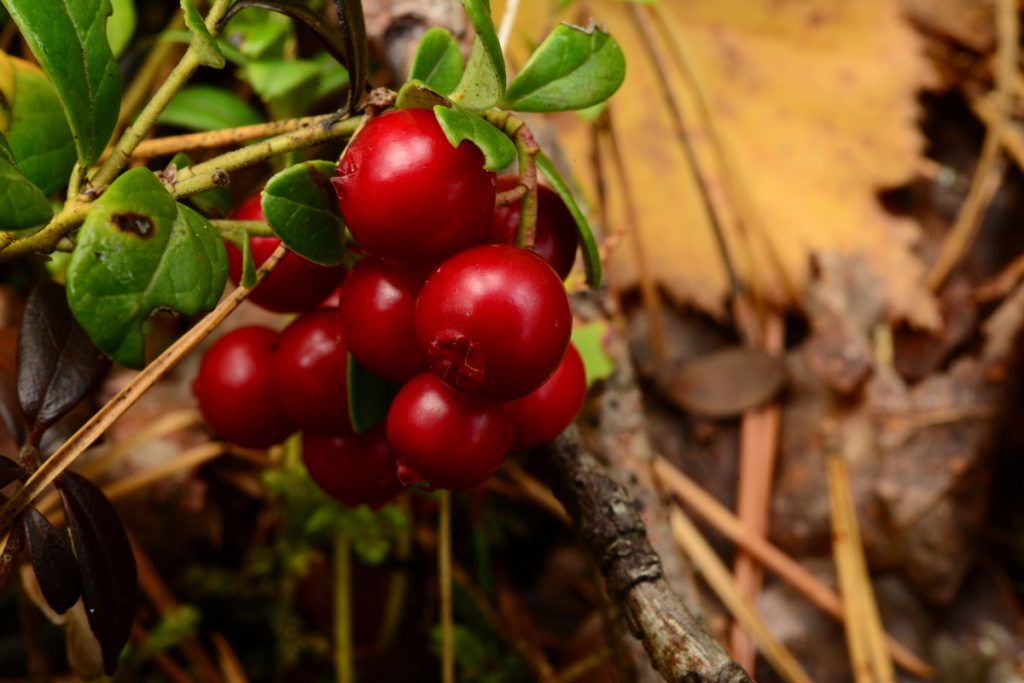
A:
193;108;586;504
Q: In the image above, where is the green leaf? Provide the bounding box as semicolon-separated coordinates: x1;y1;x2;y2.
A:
502;21;625;113
223;8;292;60
106;0;135;58
2;0;123;167
346;354;400;434
409;27;463;95
432;106;514;172
536;152;601;288
570;321;614;387
157;85;264;131
1;55;76;195
66;169;228;368
181;0;225;68
448;0;505;110
262;160;346;265
243;58;320;102
395;79;451;110
311;50;350;102
0;131;52;230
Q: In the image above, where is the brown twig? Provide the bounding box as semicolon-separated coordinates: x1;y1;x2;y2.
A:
126;115;329;160
542;425;751;683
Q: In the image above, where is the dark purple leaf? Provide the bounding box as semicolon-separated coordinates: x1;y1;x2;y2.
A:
0;455;22;489
57;471;137;675
0;521;25;591
17;282;110;443
22;507;82;614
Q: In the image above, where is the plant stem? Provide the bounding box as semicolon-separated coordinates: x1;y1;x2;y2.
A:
482;111;539;249
130;115;331;159
115;12;187;137
0;202;91;261
0;245;289;537
334;529;354;683
439;490;455;683
210;220;275;238
91;0;234;189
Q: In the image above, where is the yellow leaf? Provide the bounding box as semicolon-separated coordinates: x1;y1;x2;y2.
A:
498;0;940;328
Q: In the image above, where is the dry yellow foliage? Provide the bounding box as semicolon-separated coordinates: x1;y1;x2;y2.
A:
499;0;940;328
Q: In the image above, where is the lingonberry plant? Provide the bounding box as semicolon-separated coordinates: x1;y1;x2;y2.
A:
0;0;623;676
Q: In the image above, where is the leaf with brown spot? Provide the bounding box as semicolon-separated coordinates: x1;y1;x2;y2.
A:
667;347;785;418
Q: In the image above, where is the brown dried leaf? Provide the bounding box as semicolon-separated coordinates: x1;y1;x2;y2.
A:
667;347;785;418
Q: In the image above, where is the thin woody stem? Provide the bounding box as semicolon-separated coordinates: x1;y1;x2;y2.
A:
482;111;539;249
127;115;330;160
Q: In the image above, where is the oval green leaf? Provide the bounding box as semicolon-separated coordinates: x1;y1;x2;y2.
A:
181;0;225;68
347;353;400;434
262;160;346;266
1;54;76;195
66;168;228;368
448;0;505;110
396;79;451;110
157;85;264;131
2;0;123;167
106;0;136;58
502;21;625;113
433;105;515;172
409;27;463;95
536;152;601;288
0;131;52;230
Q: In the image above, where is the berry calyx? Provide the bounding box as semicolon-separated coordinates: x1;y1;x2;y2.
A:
490;176;579;280
508;343;586;450
225;193;346;313
272;308;352;436
415;244;572;401
337;256;431;383
192;326;294;449
331;108;496;263
302;425;406;507
386;373;512;490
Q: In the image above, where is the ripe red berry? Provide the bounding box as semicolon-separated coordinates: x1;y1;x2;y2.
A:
386;373;511;490
337;256;431;383
508;344;586;450
490;177;579;280
302;425;406;507
416;245;572;401
272;308;352;436
331;108;496;263
192;326;294;449
225;193;346;313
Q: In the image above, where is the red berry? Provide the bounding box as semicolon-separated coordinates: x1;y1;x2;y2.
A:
272;308;352;436
337;256;431;383
490;177;579;280
416;245;572;401
225;193;346;313
303;425;405;507
508;344;586;450
386;373;511;490
192;326;294;448
331;109;496;263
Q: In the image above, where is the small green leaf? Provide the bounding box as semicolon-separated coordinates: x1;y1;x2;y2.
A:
243;58;320;102
409;27;464;95
181;0;225;68
1;55;76;195
347;354;400;433
66;169;228;368
106;0;136;58
223;8;292;60
536;152;601;288
311;50;350;102
0;130;52;230
158;85;264;131
448;0;505;110
395;79;451;110
432;106;515;172
571;321;614;387
2;0;123;167
262;160;346;266
502;21;625;113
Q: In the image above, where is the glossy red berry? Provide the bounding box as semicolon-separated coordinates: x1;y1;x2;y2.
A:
489;177;579;280
416;244;572;401
508;344;586;450
331;108;496;263
192;326;294;449
302;425;406;507
225;193;346;313
337;256;431;383
272;308;352;436
386;373;512;490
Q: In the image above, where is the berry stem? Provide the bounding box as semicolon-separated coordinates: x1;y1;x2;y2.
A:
334;529;355;683
439;490;455;683
209;219;275;238
482;112;540;250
